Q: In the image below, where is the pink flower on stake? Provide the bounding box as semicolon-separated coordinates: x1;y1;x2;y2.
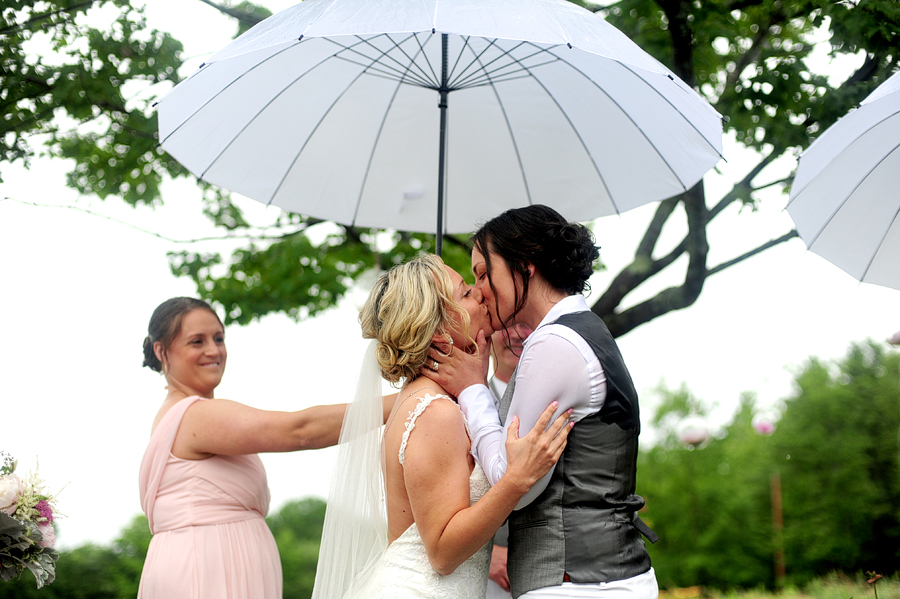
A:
35;499;54;523
754;420;775;435
752;412;777;436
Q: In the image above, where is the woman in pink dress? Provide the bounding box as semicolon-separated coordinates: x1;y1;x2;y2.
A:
137;297;393;599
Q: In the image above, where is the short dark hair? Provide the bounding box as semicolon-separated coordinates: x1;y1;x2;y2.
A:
472;205;599;329
142;297;222;372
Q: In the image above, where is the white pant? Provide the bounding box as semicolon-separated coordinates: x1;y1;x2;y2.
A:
521;568;658;599
487;578;513;599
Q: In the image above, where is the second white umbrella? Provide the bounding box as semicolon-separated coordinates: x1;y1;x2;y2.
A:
788;69;900;290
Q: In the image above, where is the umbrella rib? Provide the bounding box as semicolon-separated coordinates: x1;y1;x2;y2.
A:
359;33;440;87
450;40;552;89
550;58;707;210
459;73;546;88
786;106;900;209
195;43;363;183
455;58;561;88
446;35;475;86
266;52;407;207
860;165;900;283
619;61;726;169
177;37;406;183
448;37;512;88
808;141;900;257
324;34;438;88
349;43;430;226
159;41;301;147
328;31;439;89
332;53;434;88
414;31;445;87
496;54;627;211
467;47;535;206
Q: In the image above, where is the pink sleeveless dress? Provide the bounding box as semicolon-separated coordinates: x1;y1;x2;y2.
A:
138;396;282;599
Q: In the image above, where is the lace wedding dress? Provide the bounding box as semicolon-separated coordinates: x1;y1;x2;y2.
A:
312;345;491;599
346;394;492;599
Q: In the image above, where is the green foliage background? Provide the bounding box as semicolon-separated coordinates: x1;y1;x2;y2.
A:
638;341;900;590
2;0;899;596
0;498;326;599
1;342;898;597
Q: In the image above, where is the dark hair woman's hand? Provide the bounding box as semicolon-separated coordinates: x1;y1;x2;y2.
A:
419;330;490;396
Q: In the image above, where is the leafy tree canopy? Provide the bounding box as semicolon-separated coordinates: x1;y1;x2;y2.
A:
3;0;899;331
1;0;183;204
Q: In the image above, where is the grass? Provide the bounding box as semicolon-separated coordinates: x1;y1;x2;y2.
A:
660;573;900;599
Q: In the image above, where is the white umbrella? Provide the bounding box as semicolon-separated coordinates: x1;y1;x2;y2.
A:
157;0;723;254
787;69;900;290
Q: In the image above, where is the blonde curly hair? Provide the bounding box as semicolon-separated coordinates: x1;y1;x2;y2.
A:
359;254;471;386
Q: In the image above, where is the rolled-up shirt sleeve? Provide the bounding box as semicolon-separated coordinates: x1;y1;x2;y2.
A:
457;330;600;510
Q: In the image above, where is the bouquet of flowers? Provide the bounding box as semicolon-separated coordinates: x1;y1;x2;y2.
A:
0;451;61;588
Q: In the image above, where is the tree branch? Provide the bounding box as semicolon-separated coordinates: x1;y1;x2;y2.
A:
655;0;696;84
593;183;709;337
0;0;96;36
709;151;777;220
636;197;681;258
592;197;683;316
843;53;881;87
1;196;316;244
341;224;364;245
680;182;710;297
705;230;799;276
195;0;266;28
752;175;791;194
723;11;778;92
800;54;883;138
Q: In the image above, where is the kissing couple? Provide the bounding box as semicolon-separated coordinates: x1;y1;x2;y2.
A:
313;205;659;599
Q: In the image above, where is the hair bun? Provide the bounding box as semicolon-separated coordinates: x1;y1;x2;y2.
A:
142;336;162;372
543;222;598;294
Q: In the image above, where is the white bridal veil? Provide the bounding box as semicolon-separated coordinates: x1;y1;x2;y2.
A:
311;341;388;599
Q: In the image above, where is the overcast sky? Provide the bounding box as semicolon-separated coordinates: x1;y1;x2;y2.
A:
1;0;897;550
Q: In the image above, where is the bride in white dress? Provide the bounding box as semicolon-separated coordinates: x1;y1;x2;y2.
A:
312;254;572;599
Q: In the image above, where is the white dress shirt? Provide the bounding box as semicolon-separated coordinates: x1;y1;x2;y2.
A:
458;294;607;509
462;295;658;598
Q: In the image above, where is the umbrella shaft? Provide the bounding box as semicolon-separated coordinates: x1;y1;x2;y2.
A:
437;89;447;256
436;33;449;257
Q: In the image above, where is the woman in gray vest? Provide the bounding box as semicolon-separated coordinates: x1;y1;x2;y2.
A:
424;205;659;599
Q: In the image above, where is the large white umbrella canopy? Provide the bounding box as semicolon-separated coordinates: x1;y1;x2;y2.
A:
157;0;723;252
787;69;900;290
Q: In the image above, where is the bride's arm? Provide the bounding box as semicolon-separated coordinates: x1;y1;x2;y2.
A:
403;401;570;575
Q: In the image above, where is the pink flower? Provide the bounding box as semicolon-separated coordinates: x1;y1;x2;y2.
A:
35;500;54;523
37;523;56;549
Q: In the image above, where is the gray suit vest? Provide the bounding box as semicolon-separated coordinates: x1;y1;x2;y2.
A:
498;311;656;598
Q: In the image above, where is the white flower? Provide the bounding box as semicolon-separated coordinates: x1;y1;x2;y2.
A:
0;473;24;514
